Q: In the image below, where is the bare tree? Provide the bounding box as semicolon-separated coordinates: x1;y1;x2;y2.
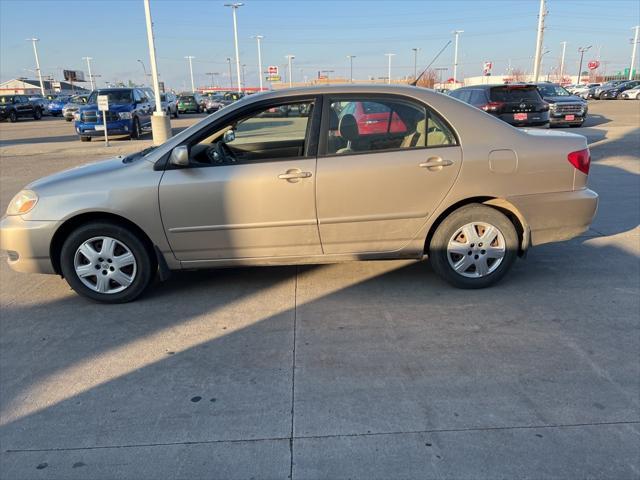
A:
416;69;438;88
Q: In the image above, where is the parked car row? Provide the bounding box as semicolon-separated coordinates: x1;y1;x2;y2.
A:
567;80;640;100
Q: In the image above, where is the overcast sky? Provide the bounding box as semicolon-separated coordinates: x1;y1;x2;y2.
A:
1;0;638;90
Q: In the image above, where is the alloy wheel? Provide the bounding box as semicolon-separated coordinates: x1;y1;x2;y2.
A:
446;222;506;278
73;236;137;294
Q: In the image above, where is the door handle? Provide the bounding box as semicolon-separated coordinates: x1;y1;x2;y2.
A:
419;157;454;170
278;169;312;182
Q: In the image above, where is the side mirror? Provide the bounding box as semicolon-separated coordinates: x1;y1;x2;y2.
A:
223;129;235;143
169;145;189;167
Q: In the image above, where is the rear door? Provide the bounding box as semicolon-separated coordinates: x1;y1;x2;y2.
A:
490;85;546;121
316;95;462;254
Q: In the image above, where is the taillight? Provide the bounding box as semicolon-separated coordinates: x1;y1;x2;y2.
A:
481;101;504;112
568;148;590;175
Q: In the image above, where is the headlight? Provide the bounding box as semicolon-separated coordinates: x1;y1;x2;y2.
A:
73;112;81;120
6;190;38;216
118;112;132;119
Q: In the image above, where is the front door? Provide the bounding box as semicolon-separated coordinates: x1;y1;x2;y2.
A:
316;95;462;254
159;99;322;262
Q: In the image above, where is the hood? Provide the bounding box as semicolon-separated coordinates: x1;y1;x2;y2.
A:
28;157;129;192
542;95;584;104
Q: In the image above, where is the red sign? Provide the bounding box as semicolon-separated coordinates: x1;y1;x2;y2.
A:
587;60;600;70
267;65;279;75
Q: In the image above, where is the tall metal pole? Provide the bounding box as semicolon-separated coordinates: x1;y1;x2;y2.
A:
286;55;295;87
452;30;463;84
385;53;395;84
559;41;567;81
26;38;45;97
254;35;264;91
347;55;355;83
412;47;419;79
532;0;546;82
241;64;246;88
225;3;244;93
143;0;171;144
185;56;195;92
576;45;591;85
630;25;640;80
227;57;233;89
82;56;95;90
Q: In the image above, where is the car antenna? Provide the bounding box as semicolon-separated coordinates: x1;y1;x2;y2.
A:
411;40;452;86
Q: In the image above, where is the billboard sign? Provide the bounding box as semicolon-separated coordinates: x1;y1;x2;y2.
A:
267;65;279;75
587;60;600;70
483;61;493;76
63;70;86;82
266;75;281;82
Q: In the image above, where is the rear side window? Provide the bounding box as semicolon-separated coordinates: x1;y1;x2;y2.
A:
490;86;542;102
469;90;488;104
325;97;456;155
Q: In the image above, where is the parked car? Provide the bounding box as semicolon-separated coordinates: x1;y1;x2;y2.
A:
0;85;598;302
62;95;89;121
74;88;153;141
449;84;550;127
337;101;407;135
29;96;51;115
160;92;179;118
592;80;629;99
533;83;587;127
47;95;72;116
0;95;43;122
620;84;640;99
177;93;204;113
571;83;600;99
599;80;640;99
203;93;226;113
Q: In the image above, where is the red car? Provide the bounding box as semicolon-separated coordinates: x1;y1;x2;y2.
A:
339;101;406;135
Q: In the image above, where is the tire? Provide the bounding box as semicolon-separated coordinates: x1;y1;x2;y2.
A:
80;136;92;142
65;117;72;122
60;222;155;303
33;108;42;120
8;110;17;123
130;117;141;139
428;204;518;289
173;109;179;119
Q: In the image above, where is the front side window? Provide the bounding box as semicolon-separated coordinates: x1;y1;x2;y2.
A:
325;97;455;155
188;100;314;165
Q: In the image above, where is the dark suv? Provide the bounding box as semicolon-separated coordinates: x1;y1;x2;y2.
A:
0;95;43;122
449;84;549;127
534;83;587;127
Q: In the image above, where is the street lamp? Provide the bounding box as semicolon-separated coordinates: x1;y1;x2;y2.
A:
285;54;295;87
241;64;247;88
226;57;233;89
384;53;395;84
412;47;420;79
206;72;219;88
346;55;356;83
26;38;45;97
252;35;264;91
224;3;244;93
82;56;95;90
452;30;464;84
185;55;195;92
576;45;591;84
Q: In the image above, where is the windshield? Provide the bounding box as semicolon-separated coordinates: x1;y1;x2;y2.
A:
0;96;15;104
537;84;571;97
179;96;195;101
88;90;133;105
490;86;542;102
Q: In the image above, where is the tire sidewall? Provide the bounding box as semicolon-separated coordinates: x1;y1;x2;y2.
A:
131;117;140;139
60;222;154;303
429;204;519;289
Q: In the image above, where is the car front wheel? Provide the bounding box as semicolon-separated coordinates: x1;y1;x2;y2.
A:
130;117;141;139
60;222;154;303
428;204;518;289
9;110;18;122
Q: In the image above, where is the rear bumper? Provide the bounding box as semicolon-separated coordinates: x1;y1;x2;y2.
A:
0;215;58;274
508;189;599;246
497;111;550;127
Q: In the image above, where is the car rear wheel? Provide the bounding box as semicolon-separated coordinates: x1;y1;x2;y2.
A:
130;117;141;139
80;136;92;142
33;108;42;120
8;110;17;122
60;222;154;303
173;109;179;119
429;204;518;289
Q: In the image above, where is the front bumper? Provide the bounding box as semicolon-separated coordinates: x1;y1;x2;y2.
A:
549;111;585;125
508;189;598;246
0;215;59;274
600;92;619;99
75;119;132;137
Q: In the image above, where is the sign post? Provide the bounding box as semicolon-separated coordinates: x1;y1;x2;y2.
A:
97;94;109;147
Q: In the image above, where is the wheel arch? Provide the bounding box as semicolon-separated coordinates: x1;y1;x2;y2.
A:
424;197;530;256
50;211;156;276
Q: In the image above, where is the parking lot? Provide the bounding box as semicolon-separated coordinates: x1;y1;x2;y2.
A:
0;101;638;479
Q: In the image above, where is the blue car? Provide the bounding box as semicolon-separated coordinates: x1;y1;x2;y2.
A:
74;88;153;142
47;95;72;116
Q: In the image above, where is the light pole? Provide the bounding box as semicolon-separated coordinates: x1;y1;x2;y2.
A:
137;59;149;84
285;54;295;87
532;0;547;82
226;57;233;89
143;0;171;144
434;67;447;87
452;30;464;84
26;38;45;97
241;64;246;88
412;47;420;79
253;35;264;91
576;45;591;85
346;55;356;83
206;72;219;88
385;53;395;84
185;55;195;92
630;25;640;80
82;56;95;90
224;3;244;93
559;41;567;81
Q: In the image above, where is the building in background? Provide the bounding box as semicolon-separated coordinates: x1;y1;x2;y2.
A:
0;78;90;96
